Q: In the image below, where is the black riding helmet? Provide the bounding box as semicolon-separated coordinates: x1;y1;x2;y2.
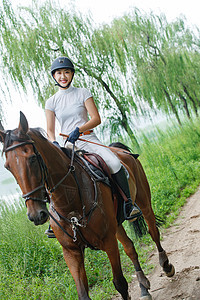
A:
51;57;75;88
51;57;75;75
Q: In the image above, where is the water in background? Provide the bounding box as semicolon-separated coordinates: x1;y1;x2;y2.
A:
0;155;20;200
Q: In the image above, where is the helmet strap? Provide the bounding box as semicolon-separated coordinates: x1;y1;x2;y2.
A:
54;81;71;89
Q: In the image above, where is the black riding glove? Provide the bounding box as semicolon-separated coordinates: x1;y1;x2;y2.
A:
67;127;81;144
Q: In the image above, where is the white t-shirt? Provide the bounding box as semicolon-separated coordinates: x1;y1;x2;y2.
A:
45;86;92;134
45;85;121;173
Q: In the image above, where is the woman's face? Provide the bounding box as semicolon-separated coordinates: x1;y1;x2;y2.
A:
53;68;74;89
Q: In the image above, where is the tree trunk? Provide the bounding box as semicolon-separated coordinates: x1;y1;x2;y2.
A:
183;85;199;117
163;88;182;126
178;93;191;120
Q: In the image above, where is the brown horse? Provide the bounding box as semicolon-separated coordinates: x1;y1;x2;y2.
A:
0;112;175;300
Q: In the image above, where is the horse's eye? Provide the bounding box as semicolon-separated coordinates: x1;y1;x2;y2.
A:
29;155;37;165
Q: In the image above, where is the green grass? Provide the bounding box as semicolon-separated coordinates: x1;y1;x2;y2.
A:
1;117;200;299
139;119;200;224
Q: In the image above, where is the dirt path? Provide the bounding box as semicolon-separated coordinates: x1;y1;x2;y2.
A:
113;187;200;300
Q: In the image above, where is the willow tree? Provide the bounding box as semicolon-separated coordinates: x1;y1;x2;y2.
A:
0;0;140;148
1;0;200;146
109;11;200;124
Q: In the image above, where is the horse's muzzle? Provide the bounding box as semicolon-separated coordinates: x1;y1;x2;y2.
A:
27;208;49;225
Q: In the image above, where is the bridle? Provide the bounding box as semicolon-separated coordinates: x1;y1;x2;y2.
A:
4;139;49;203
3;133;73;204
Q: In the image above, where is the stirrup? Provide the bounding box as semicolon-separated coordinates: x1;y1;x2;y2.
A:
45;226;56;238
127;210;142;222
124;202;142;222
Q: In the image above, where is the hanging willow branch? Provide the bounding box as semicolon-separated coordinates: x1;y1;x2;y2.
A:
0;0;200;146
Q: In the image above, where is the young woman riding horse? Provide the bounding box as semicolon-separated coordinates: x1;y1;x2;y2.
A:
0;112;175;300
45;56;141;234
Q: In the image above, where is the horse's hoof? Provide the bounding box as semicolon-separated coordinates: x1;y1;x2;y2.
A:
166;264;175;277
139;295;152;300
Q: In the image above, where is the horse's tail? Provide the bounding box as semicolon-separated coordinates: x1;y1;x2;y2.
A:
129;214;165;238
130;216;148;238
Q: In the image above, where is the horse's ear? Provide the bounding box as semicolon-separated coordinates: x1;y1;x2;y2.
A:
0;120;5;142
0;120;4;131
0;131;6;143
18;111;29;134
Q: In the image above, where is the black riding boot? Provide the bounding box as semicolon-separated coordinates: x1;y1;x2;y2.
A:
112;166;142;221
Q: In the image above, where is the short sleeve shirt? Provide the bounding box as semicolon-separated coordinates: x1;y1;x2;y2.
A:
45;86;92;134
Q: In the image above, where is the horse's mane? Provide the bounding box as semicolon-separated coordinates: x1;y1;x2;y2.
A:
29;127;71;164
28;127;48;141
2;127;48;153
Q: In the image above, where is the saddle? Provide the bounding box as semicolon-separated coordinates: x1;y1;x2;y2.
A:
82;152;112;179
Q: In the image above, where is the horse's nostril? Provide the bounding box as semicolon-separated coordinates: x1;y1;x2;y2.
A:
40;210;48;221
27;213;34;222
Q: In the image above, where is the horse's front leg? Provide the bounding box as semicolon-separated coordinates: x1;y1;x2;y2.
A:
62;246;91;300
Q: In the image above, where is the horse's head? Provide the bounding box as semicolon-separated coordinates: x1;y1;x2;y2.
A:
0;112;49;225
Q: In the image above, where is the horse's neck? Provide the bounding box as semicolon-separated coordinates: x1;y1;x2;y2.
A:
36;141;97;217
35;139;73;187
